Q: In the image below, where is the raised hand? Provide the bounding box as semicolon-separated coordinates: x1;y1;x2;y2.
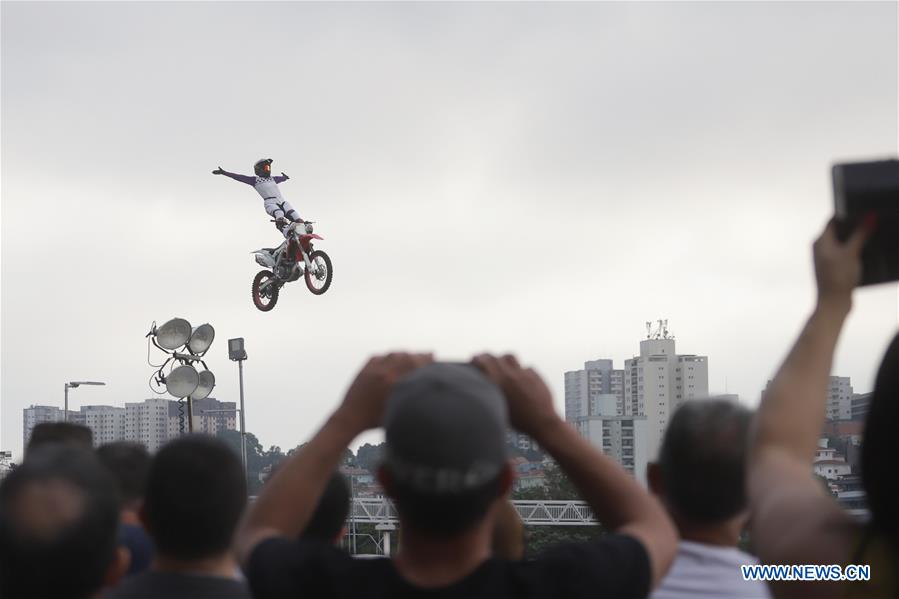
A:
335;352;433;434
813;217;872;309
212;166;224;175
281;171;290;180
471;354;559;437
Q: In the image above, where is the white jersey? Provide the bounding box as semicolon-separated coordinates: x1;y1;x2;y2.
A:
650;541;771;599
218;168;300;238
253;176;285;203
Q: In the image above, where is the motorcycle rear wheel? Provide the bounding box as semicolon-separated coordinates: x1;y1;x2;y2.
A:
305;250;333;295
252;270;280;311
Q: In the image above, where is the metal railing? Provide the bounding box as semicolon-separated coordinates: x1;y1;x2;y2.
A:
350;497;597;526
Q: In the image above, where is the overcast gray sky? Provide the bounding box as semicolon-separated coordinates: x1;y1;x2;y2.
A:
2;2;897;461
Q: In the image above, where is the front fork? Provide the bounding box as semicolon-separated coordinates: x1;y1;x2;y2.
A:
301;248;314;274
273;245;313;282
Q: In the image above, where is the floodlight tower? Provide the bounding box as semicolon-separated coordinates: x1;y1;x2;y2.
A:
146;318;217;433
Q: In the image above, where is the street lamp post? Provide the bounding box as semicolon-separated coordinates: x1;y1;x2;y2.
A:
64;381;105;422
228;338;248;481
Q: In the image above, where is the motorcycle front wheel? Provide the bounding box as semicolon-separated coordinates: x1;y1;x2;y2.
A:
305;250;333;295
252;270;280;311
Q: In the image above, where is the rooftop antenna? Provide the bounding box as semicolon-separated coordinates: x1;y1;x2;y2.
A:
645;321;652;339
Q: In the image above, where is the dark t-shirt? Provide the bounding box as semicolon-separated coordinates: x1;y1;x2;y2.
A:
247;534;650;598
120;524;154;576
105;570;252;599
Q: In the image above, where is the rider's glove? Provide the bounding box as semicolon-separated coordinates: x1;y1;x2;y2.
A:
280;171;290;180
212;167;224;175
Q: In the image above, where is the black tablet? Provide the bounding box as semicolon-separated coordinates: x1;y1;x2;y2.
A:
832;159;899;286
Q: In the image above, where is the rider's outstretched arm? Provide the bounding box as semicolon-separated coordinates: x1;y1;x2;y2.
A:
214;167;256;185
273;172;289;184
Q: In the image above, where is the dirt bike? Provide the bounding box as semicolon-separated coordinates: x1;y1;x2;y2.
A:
250;220;333;311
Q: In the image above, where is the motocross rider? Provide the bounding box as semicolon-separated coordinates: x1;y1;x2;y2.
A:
213;158;303;239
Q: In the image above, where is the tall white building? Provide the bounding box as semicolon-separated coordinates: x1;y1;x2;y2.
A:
571;393;650;481
24;398;237;453
564;323;708;484
827;377;854;421
625;337;708;465
81;405;126;447
764;376;854;422
564;359;625;422
171;397;239;439
125;398;171;453
23;405;65;449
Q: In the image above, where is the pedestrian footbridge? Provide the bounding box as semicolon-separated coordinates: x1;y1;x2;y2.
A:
350;498;597;526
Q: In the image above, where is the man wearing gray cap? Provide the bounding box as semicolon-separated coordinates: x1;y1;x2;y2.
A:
237;353;677;598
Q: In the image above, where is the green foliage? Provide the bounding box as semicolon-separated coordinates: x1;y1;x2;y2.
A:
354;442;385;473
512;462;603;553
511;463;582;501
289;441;355;466
524;525;605;555
216;429;286;495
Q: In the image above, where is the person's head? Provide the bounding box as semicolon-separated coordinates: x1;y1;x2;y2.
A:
0;445;127;599
27;422;93;455
141;435;247;561
302;471;350;544
254;158;272;177
648;398;752;531
97;442;151;513
379;363;513;539
861;332;899;546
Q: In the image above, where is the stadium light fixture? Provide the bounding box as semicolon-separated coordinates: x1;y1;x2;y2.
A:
188;324;216;355
145;317;218;434
152;318;192;350
190;370;216;400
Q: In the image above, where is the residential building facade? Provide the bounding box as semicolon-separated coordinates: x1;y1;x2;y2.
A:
0;451;13;480
564;325;708;484
850;392;871;422
827;376;854;421
23;397;237;453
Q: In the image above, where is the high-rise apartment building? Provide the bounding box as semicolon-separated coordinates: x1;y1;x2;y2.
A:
764;376;854;422
167;397;239;440
24;398;237;453
564;359;625;422
624;337;708;464
126;398;171;453
23;405;65;449
850;392;871;422
827;377;854;421
571;392;649;480
564;324;708;484
81;405;126;447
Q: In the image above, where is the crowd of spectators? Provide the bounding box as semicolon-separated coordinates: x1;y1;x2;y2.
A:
0;217;894;598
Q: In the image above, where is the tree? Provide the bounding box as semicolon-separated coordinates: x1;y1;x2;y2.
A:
216;429;285;495
288;442;355;466
512;463;604;554
354;442;385;473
